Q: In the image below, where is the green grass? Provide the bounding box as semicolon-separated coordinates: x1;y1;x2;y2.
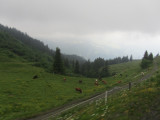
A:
103;60;152;89
0;51;147;120
53;66;160;120
0;62;102;120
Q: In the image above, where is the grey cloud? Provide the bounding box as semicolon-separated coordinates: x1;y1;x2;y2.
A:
1;0;160;34
1;0;160;60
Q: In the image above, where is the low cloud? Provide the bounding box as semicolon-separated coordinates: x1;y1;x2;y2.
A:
1;0;160;60
42;31;160;60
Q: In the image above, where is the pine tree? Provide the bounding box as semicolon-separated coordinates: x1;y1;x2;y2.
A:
141;59;150;69
74;60;80;74
141;51;153;69
143;50;149;59
148;53;153;61
130;55;133;61
53;47;64;74
64;58;70;68
99;60;109;77
72;60;75;69
156;53;159;57
74;60;79;73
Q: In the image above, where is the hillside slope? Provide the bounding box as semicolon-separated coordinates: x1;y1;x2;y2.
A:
0;24;86;72
0;47;145;120
53;57;160;120
0;29;54;71
0;24;156;120
0;54;95;120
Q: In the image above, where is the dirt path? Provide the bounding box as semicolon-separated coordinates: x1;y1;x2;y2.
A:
27;61;158;120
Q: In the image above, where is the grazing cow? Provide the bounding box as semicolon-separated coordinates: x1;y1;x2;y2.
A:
95;82;99;86
33;75;38;79
64;78;66;82
79;80;82;83
141;72;144;76
75;88;82;93
102;80;107;84
117;80;121;83
120;74;123;77
95;79;99;86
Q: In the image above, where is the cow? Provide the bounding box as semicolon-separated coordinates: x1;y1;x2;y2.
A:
75;88;82;93
141;72;144;76
79;80;82;83
120;74;123;77
64;78;66;82
102;80;107;84
117;80;121;83
95;79;99;86
33;75;38;79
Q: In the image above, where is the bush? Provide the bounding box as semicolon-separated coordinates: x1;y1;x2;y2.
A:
140;59;152;69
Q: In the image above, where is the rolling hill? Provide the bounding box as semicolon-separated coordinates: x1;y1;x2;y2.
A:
0;47;146;120
1;23;158;120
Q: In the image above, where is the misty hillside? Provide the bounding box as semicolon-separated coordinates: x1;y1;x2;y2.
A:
0;24;86;71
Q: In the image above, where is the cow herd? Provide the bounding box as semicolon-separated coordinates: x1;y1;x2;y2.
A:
32;73;126;94
61;77;108;94
74;73;126;94
75;79;108;93
76;78;108;94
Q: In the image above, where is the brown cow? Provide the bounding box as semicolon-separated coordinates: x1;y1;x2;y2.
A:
117;80;121;83
102;80;107;84
75;88;82;93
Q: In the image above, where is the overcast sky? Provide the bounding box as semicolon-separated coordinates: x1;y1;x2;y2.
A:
1;0;160;60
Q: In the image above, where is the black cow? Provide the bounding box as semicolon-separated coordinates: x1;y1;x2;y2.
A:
120;74;123;77
33;75;38;79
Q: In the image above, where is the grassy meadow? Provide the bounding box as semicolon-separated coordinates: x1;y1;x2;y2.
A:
53;65;160;120
0;50;149;120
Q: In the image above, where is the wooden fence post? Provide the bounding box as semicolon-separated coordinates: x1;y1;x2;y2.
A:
105;91;108;105
129;82;131;90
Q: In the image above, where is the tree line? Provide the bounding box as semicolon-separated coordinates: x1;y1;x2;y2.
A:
108;55;133;65
53;47;133;78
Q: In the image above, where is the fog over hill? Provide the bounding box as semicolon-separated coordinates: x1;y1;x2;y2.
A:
0;24;86;65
